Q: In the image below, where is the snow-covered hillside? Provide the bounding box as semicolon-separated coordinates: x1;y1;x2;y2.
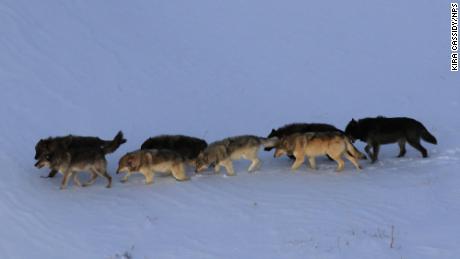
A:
0;0;459;258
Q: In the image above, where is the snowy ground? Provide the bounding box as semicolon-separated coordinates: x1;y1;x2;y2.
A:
0;0;459;258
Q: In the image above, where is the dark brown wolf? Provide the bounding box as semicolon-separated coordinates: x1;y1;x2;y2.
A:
35;131;126;178
35;146;112;189
345;116;437;162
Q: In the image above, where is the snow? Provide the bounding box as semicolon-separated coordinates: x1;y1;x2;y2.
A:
0;0;459;258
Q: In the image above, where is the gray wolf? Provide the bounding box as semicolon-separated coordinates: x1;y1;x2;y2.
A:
195;135;278;176
345;116;437;162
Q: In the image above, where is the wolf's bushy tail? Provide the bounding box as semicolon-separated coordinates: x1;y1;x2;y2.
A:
103;131;127;154
420;128;437;144
345;137;367;160
260;137;279;149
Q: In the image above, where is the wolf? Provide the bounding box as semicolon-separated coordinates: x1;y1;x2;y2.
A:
34;146;112;189
116;149;189;184
140;135;207;166
345;116;437;162
35;131;126;178
194;135;278;176
265;123;343;152
274;132;363;172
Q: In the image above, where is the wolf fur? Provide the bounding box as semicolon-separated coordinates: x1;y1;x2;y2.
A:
35;131;126;178
34;146;112;189
274;132;362;172
265;123;343;152
195;135;278;176
345;116;437;162
141;135;207;165
117;149;189;184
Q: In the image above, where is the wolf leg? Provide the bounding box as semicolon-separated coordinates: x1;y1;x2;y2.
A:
333;156;345;172
143;171;155;185
247;150;262;172
83;170;99;187
291;155;305;171
214;164;221;173
72;172;82;187
60;170;72;190
364;144;373;160
41;169;59;178
345;153;361;170
307;156;317;170
120;172;131;183
371;144;380;163
407;138;428;158
100;169;112;188
248;158;262;172
397;139;407;157
172;164;189;181
221;160;235;176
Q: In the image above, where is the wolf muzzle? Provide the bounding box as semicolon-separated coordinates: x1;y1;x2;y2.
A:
34;160;43;168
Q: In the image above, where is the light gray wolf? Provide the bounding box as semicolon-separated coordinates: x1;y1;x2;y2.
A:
195;135;278;176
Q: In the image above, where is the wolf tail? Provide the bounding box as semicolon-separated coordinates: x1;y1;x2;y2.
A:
420;127;437;144
260;137;279;149
345;137;367;160
102;131;127;154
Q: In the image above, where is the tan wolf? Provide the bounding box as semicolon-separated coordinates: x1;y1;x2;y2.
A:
274;132;363;172
195;135;278;176
116;149;189;185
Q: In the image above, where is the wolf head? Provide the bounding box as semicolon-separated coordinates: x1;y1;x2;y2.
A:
34;137;72;168
34;148;71;169
194;152;210;173
34;153;53;168
116;152;140;174
345;119;361;142
273;135;296;158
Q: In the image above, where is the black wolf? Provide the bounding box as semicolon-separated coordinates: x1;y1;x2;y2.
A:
345;116;437;162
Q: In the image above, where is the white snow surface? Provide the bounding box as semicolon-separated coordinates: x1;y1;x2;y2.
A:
0;0;459;258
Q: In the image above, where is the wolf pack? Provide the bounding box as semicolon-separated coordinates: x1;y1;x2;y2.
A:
34;116;438;190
